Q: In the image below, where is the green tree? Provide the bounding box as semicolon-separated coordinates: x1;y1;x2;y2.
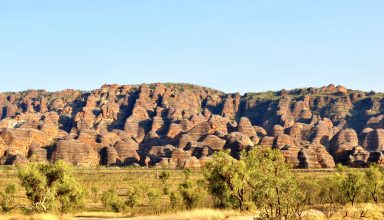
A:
365;164;384;203
18;161;85;213
169;191;178;209
203;150;247;210
159;171;170;195
245;148;305;219
125;186;139;209
183;168;192;180
312;176;344;218
178;179;203;210
147;188;161;210
340;168;365;206
101;189;125;212
204;147;306;217
0;184;17;212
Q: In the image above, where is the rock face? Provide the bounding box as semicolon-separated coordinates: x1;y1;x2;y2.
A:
52;140;98;166
328;128;359;163
298;144;335;169
0;83;383;168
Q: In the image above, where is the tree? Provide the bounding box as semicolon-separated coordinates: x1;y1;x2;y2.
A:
125;186;139;209
204;147;306;217
245;148;305;219
178;179;203;210
312;176;344;218
147;188;161;210
169;191;178;209
0;184;17;212
159;171;170;195
183;168;192;180
340;168;365;206
18;161;85;213
365;164;384;203
203;150;247;210
101;189;125;212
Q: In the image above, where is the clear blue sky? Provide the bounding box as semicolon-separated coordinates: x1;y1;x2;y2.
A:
0;1;383;93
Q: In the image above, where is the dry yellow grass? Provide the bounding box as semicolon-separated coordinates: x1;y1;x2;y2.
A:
329;203;384;220
0;214;67;220
74;211;131;218
129;209;253;220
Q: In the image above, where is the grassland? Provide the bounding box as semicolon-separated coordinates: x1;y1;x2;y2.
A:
2;167;384;219
0;167;211;217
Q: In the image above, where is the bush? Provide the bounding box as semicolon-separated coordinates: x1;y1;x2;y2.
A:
100;189;125;212
203;150;246;209
159;171;170;195
90;186;99;202
204;147;306;218
178;180;203;210
147;188;161;210
169;191;178;209
245;148;306;218
0;184;17;212
18;161;85;213
364;164;384;203
125;186;139;209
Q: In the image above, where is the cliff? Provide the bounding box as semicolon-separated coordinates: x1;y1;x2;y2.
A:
0;83;383;168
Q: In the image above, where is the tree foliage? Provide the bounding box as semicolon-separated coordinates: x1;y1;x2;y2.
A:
18;161;85;213
204;147;305;218
0;184;17;212
100;189;125;212
159;171;171;195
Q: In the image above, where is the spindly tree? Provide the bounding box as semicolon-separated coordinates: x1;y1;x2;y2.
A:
365;164;384;203
339;167;365;206
18;161;85;213
245;148;305;219
204;147;306;218
0;184;17;212
203;150;248;210
159;170;171;195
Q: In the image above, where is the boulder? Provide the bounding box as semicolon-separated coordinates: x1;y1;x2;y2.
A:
253;126;267;137
200;135;226;150
362;129;384;151
225;132;253;158
1;153;29;165
367;151;384;166
52;139;98;166
237;117;256;137
103;146;120;166
148;145;176;164
113;140;140;165
272;125;285;137
348;147;370;168
186;122;213;141
328;128;358;163
298;144;335;169
27;142;48;162
0;128;52;156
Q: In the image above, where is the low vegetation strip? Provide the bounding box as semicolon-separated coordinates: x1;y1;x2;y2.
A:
1;148;384;219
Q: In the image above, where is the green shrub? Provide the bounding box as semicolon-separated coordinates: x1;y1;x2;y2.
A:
169;191;178;209
0;184;17;212
159;171;170;195
178;179;204;210
204;148;306;218
18;161;85;213
125;186;139;209
100;189;125;212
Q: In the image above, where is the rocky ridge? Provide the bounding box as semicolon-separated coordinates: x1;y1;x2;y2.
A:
0;83;383;168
